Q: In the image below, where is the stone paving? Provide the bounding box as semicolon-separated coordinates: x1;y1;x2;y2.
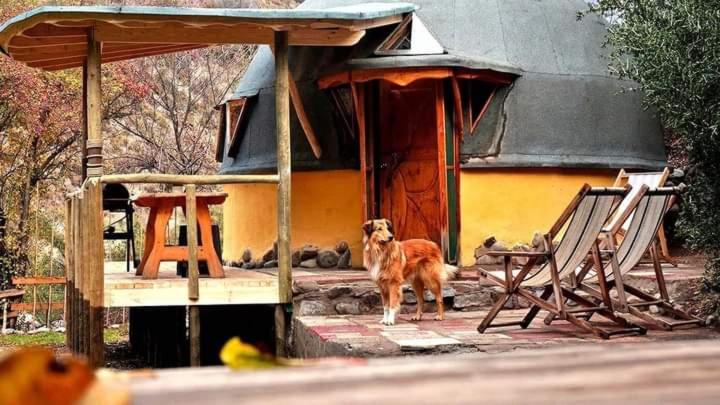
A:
288;260;716;357
293;310;719;358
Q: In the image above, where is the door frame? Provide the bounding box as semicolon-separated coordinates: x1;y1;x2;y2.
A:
353;79;449;256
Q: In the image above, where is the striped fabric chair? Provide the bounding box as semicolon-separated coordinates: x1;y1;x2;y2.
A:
557;185;703;330
477;184;647;339
611;168;676;265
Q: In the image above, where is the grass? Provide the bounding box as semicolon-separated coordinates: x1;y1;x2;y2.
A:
0;325;128;347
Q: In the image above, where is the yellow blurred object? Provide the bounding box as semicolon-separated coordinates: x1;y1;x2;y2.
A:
219;337;277;370
0;348;95;405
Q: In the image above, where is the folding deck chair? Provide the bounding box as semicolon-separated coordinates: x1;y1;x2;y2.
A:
477;184;647;339
547;185;703;330
612;168;676;266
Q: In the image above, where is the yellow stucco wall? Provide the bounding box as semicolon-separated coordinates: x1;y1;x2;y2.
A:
458;168;616;266
223;170;363;267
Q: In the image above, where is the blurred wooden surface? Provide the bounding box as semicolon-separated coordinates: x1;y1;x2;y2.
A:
121;338;720;404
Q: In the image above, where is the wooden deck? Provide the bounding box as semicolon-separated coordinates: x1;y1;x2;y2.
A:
91;338;720;404
104;263;279;307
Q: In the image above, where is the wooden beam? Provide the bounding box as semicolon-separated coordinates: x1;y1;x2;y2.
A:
274;30;292;307
85;30;102;178
18;43;205;64
11;302;64;311
86;179;105;367
100;173;279;185
93;22;364;46
34;45;207;71
186;184;201;367
186;185;199;302
288;65;322;159
12;276;66;286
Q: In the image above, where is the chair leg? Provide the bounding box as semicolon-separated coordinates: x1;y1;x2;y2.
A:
477;293;511;333
651;241;670;301
605;235;628;312
562;287;646;336
521;286;553;328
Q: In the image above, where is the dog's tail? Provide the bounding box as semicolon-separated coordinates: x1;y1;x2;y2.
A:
443;264;459;281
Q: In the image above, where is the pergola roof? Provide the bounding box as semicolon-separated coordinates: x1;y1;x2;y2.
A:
0;3;415;71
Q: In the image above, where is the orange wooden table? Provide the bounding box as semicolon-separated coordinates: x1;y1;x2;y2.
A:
134;192;227;280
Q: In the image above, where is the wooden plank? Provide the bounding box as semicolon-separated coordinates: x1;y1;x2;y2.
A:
185;185;199;301
434;81;449;254
351;82;368;222
189;306;200;367
274;31;292;305
288;73;322;159
12;276;66;286
86;180;105;367
100;173;279;185
121;340;720;404
85;30;103;177
11;302;64;311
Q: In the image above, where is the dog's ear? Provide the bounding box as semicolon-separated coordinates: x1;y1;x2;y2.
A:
384;219;393;232
362;221;374;236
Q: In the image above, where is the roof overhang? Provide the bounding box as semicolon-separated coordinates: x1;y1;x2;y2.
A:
0;3;416;71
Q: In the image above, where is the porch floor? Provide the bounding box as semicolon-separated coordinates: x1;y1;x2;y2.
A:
103;262;279;308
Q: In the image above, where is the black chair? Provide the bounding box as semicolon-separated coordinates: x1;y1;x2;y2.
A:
103;183;137;272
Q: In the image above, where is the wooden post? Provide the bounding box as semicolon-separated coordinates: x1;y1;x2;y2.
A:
86;180;105;367
83;30;104;367
72;196;81;353
185;185;201;367
275;30;292;357
64;199;74;348
85;31;103;178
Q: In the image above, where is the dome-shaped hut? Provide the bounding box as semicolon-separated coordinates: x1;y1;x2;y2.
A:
216;0;665;266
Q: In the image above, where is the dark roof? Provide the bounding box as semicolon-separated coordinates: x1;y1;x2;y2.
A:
219;0;666;174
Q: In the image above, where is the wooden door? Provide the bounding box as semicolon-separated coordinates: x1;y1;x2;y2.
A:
378;80;445;245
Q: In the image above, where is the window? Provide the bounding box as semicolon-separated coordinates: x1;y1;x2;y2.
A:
226;96;256;157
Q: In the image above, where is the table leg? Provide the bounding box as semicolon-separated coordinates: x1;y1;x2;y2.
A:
142;203;174;279
197;204;224;278
136;208;158;276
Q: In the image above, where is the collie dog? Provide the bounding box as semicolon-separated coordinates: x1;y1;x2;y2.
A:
363;219;458;325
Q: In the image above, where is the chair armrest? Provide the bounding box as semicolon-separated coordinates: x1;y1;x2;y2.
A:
484;251;549;257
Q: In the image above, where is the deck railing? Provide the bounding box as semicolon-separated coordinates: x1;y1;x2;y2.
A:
64;173;289;366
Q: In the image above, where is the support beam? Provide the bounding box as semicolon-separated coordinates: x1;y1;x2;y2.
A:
274;31;292;358
274;30;292;304
86;179;105;367
85;30;102;178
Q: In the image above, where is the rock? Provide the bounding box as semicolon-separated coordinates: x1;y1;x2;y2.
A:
423;287;455;302
531;231;544;249
335;240;349;254
512;244;532;265
453;292;494;309
242;248;252;263
327;286;353;299
403;291;417;304
1;328;16;335
16;313;40;332
253;260;265;269
242;262;255;269
476;255;501;265
109;324;121;329
474;246;488;259
262;247;276;262
335;302;362;315
297;300;331;316
50;320;65;329
705;315;718;327
300;258;318;268
54;327;66;333
337;249;352;269
293;280;320;295
292;250;302;267
649;305;662;315
273;240;278;259
317;249;340;268
28;326;50;335
483;236;497;248
300;245;319;260
490;241;509;252
263;260;278;268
